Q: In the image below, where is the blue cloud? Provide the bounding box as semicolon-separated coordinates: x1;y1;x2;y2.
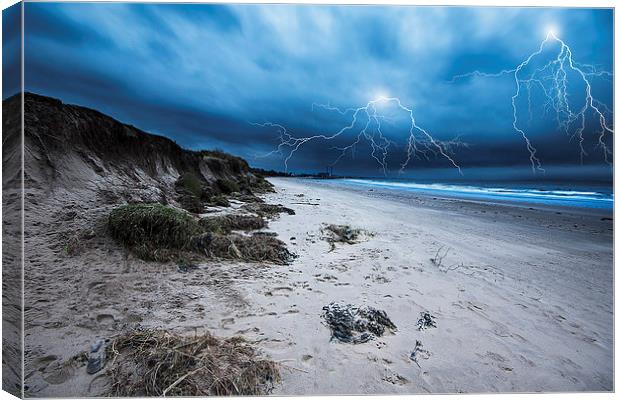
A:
3;3;21;98
16;3;613;179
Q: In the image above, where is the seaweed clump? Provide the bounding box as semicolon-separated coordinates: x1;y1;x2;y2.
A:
321;302;396;344
106;329;280;396
416;312;437;331
108;203;202;261
322;224;368;251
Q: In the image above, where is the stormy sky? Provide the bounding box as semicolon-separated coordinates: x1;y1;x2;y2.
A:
4;3;614;180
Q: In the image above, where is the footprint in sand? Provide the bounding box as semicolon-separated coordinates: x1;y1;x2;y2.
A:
34;355;58;371
95;314;115;325
220;317;235;328
383;373;409;385
265;286;294;297
43;359;79;385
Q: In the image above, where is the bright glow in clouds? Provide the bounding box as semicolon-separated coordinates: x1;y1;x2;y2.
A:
545;24;559;38
373;90;390;102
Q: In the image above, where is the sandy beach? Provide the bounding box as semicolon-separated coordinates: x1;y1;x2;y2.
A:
23;176;613;395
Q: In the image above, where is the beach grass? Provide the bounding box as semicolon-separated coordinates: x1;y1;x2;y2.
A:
106;329;280;396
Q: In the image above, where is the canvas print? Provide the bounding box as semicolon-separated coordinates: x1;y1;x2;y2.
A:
1;2;614;397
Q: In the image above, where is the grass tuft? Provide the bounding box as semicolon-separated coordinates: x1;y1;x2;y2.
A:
106;329;280;396
108;203;202;261
216;178;241;194
176;172;203;199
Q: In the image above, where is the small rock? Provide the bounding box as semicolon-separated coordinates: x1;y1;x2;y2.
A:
86;339;107;374
177;263;199;273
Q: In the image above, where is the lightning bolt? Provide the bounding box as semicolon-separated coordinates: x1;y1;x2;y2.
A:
254;97;463;175
453;31;613;172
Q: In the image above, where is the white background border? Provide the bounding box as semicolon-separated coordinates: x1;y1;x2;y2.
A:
0;0;615;399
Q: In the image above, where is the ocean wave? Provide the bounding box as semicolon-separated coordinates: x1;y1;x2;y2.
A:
344;179;613;206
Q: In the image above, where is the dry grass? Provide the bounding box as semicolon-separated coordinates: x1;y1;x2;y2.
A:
200;214;267;234
106;329;280;397
192;232;294;264
242;203;295;218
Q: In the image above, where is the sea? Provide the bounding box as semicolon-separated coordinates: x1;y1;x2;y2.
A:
316;178;614;210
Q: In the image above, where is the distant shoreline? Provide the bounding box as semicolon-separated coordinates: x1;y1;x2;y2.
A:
271;177;613;216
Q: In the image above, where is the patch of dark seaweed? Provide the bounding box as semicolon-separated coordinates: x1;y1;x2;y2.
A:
417;312;437;331
321;302;396;344
322;224;369;251
206;194;231;207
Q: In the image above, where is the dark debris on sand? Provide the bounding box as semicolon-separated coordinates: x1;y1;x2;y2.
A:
322;224;369;251
321;302;396;344
242;203;295;218
417;312;437;331
409;340;431;367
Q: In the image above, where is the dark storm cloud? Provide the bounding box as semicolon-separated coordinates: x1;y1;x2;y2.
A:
3;3;21;98
17;3;613;179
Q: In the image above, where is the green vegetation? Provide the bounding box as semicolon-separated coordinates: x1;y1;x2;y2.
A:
176;172;203;199
216;178;241;194
108;203;202;261
108;203;293;264
200;149;249;174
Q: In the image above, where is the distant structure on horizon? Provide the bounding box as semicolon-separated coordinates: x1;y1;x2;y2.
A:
317;166;334;178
